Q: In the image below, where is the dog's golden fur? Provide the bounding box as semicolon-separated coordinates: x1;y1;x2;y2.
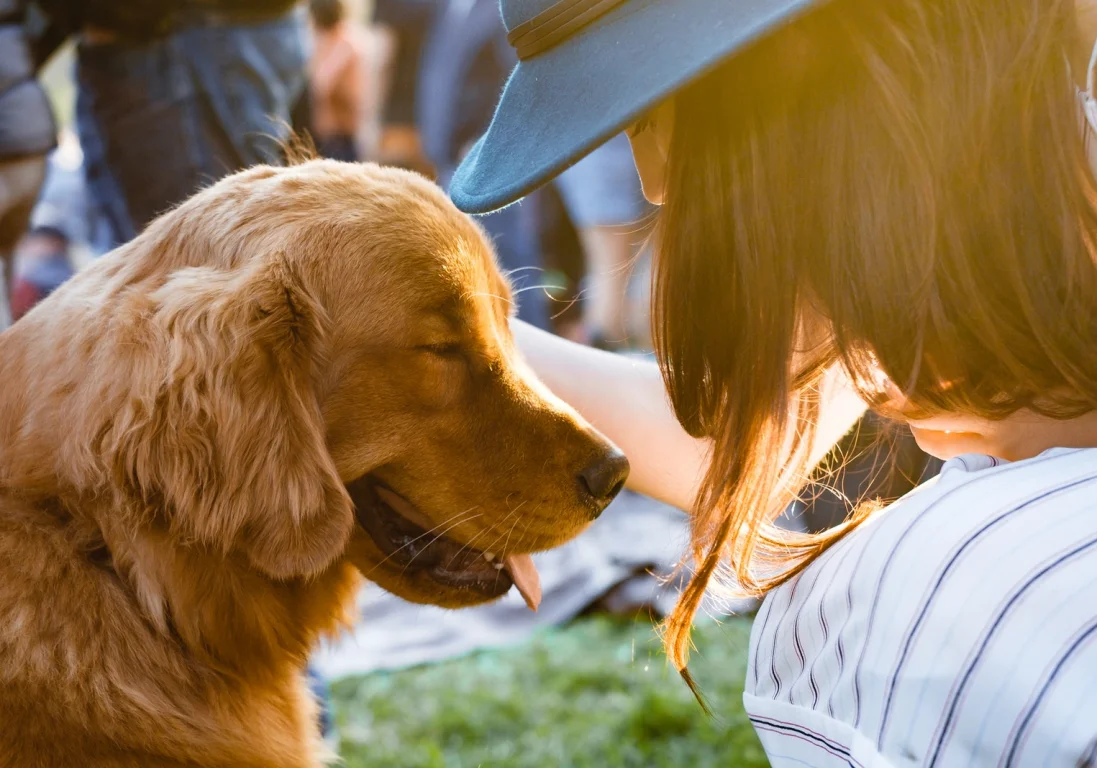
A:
0;161;617;767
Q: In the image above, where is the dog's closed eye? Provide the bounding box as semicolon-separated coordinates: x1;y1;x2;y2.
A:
419;342;464;357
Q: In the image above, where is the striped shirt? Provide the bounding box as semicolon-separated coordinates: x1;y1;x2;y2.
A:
745;447;1097;767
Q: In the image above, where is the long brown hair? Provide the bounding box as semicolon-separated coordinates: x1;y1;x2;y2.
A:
654;0;1097;694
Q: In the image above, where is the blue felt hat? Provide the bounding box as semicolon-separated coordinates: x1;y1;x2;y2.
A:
450;0;820;214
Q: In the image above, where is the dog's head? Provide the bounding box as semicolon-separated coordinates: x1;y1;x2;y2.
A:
91;161;626;608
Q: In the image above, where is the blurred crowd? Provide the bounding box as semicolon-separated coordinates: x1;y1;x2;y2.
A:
0;0;654;350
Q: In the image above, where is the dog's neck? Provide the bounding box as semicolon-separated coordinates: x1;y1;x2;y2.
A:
0;434;358;683
83;498;361;676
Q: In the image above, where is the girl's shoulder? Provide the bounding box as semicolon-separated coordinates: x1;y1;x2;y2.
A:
839;445;1097;560
746;447;1097;767
789;447;1097;581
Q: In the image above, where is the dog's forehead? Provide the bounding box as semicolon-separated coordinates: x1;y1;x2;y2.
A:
425;230;513;325
322;213;512;343
381;196;511;311
221;161;514;328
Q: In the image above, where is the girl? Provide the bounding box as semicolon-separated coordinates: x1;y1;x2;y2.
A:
450;0;1097;764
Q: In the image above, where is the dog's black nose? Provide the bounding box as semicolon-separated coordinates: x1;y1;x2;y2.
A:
578;448;630;514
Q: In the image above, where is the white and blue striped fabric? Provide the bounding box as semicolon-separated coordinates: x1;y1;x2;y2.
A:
745;447;1097;767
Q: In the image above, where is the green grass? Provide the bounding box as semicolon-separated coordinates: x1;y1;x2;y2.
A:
331;615;768;768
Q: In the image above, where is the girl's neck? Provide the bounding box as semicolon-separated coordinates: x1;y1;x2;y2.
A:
907;408;1097;462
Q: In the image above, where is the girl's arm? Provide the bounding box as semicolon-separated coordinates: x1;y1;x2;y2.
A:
513;321;867;511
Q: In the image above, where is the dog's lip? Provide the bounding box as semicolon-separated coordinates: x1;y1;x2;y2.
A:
346;475;515;600
373;485;435;530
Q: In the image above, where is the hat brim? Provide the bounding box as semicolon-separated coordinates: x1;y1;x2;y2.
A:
450;0;818;214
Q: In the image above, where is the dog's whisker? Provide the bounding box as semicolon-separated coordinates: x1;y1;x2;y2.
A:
517;502;542;546
444;517;504;567
387;510;483;569
440;524;498;570
477;496;537;556
398;509;491;574
365;507;482;576
516;503;540;543
496;504;527;564
475;500;544;594
508;283;556;297
446;501;527;567
367;515;481;576
444;500;527;569
464;291;514;306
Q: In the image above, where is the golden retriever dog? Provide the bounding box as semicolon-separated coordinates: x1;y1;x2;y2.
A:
0;160;628;767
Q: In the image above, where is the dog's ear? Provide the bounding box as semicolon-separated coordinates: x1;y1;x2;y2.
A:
111;253;353;580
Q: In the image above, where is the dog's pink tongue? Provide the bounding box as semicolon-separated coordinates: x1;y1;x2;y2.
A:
503;554;541;612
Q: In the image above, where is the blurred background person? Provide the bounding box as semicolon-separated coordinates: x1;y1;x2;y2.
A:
371;0;432;175
417;0;549;329
417;0;651;346
0;0;56;329
31;129;113;263
35;0;309;246
417;0;653;338
308;0;371;162
9;223;74;322
554;136;650;351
